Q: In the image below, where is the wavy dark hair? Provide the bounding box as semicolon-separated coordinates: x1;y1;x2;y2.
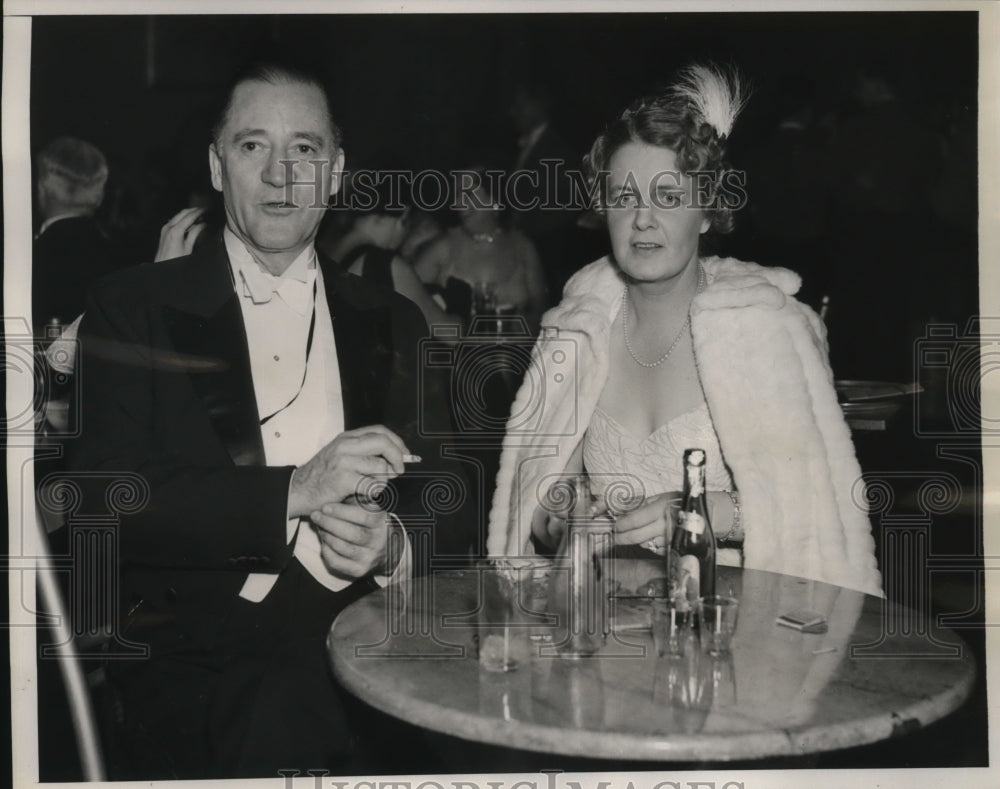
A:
211;59;342;150
584;63;747;235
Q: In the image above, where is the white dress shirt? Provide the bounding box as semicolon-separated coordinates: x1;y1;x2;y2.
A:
223;229;407;601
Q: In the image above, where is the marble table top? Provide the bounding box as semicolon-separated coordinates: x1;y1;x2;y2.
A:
328;561;975;761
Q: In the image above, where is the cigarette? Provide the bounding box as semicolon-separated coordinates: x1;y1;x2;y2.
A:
403;454;422;464
811;646;837;655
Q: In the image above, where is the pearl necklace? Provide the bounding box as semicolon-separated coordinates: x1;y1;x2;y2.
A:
622;264;705;368
463;225;504;244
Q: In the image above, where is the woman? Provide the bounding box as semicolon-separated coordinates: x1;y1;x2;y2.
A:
326;179;459;332
414;166;548;333
487;64;882;596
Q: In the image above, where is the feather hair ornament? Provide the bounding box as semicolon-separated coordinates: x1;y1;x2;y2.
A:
670;63;748;139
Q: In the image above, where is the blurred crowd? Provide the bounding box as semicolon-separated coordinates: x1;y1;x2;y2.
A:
737;68;977;380
33;67;977;384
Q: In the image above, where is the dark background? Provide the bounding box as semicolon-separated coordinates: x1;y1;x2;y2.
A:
29;13;977;174
29;11;980;382
21;9;988;779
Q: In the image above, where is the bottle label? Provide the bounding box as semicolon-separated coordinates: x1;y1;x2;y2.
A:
669;553;701;611
679;511;706;535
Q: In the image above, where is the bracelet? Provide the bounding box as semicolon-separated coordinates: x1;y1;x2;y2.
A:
719;488;742;543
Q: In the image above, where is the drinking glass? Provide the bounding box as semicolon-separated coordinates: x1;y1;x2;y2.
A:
477;560;531;672
697;595;740;656
653;598;693;657
707;653;737;707
471;281;498;317
545;475;614;658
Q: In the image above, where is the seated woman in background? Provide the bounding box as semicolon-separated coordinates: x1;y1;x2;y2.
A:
414;166;548;334
327;178;459;332
398;208;443;263
487;63;882;596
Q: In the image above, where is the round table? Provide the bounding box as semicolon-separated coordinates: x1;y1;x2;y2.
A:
328;561;975;762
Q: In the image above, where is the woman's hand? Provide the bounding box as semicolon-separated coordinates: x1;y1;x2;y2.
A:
155;207;207;262
531;510;568;551
532;488;737;556
613;491;682;556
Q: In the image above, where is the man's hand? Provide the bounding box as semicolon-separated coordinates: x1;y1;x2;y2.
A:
155;207;207;262
288;425;409;519
311;500;404;579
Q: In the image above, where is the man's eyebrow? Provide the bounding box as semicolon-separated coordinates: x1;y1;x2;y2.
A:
291;132;329;148
230;128;266;142
227;129;329;147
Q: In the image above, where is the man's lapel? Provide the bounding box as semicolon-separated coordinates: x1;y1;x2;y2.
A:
320;254;396;430
160;236;266;466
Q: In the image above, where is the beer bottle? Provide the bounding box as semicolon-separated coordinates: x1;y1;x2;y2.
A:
668;449;716;612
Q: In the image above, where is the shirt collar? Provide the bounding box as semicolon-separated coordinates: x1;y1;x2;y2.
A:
37;211;90;237
224;227;317;315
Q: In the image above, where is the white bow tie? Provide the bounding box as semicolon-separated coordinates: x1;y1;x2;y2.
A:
239;265;314;314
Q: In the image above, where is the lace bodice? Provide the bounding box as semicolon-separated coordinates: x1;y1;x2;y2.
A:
583;402;733;504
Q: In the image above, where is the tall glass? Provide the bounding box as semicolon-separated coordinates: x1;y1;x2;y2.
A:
697;595;740;656
471;281;498;317
477;559;531;672
547;475;614;658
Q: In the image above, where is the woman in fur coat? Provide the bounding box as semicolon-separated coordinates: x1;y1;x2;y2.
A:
487;64;882;597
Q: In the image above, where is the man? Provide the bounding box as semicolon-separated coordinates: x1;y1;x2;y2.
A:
70;61;469;779
32;136;120;335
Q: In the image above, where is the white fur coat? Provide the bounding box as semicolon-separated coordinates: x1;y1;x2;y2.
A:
486;256;883;597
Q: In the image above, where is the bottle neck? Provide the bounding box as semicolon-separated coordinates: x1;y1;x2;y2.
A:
678;461;711;537
682;463;707;504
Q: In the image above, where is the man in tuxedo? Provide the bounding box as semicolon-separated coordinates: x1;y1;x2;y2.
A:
69;61;469;779
32;136;121;335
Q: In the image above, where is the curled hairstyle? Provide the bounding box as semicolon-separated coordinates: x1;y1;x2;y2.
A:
211;60;343;149
584;63;747;234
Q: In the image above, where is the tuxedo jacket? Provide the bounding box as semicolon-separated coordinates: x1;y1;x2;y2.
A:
33;215;121;332
69;235;471;655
